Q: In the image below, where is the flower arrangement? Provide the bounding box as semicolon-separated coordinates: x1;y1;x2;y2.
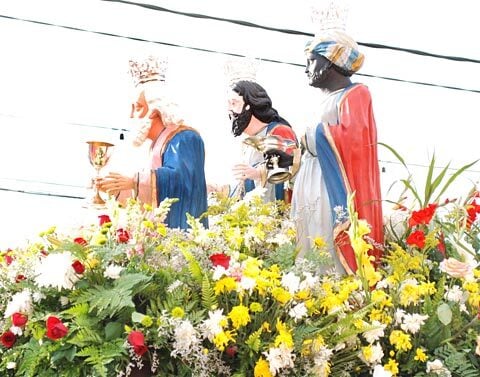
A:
0;153;479;377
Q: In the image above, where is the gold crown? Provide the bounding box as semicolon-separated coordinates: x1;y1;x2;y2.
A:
128;55;168;87
224;57;259;87
310;0;349;34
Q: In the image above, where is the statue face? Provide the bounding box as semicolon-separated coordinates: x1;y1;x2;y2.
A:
305;53;332;88
227;90;252;137
129;90;152;147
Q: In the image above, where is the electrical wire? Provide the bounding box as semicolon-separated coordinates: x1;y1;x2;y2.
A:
102;0;480;64
0;14;479;94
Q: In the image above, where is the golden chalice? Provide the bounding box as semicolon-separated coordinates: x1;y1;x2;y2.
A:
87;141;114;206
243;135;296;184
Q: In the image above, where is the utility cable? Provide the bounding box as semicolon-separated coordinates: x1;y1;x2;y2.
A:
102;0;480;64
0;14;479;94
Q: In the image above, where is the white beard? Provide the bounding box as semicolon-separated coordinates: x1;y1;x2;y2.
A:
129;117;152;147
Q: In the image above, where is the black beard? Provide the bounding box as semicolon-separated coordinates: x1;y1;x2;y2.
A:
309;69;329;88
230;108;253;137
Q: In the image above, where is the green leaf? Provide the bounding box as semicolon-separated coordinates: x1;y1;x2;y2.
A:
131;311;146;323
104;322;123;341
437;302;453;326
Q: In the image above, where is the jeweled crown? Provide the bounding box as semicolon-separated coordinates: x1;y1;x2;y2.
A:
128;55;168;87
310;0;349;34
224;57;259;87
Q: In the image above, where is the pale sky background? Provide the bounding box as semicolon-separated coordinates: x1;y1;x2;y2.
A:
0;0;479;248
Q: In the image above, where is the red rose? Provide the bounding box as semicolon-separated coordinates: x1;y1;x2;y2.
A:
406;230;426;249
15;274;26;283
116;228;130;244
225;345;238;358
0;330;16;348
98;215;111;226
4;254;13;265
127;330;148;356
72;260;85;274
12;312;28;327
466;203;480;229
209;253;231;269
408;204;437;227
46;316;68;340
74;237;88;246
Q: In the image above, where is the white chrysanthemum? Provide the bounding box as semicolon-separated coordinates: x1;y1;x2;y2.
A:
172;320;198;355
60;296;69;306
9;326;23;336
244;227;262;248
426;359;451;376
200;309;226;341
394;309;406;324
4;289;33;317
267;233;292;246
34;251;79;290
372;364;392;377
239;276;256;292
299;272;319;291
444;285;466;304
375;278;390;290
104;264;124;280
281;272;300;294
6;362;16;370
363;321;386;344
264;345;295;375
32;292;45;303
289;302;308;322
400;313;429;334
167;280;183;293
311;345;333;377
360;343;384;365
212;265;228;281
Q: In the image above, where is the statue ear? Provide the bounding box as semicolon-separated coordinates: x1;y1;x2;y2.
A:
149;108;161;119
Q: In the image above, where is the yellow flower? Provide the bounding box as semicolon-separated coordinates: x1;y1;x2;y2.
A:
249;302;263;313
86;256;100;269
254;357;272;377
313;237;327;249
295;289;311;301
142;220;154;229
214;277;237;295
228;305;251;329
371;290;393;309
389;330;412;352
399;284;421;306
93;233;107;246
385;358;399;375
213;330;235;351
414;348;428;362
369;308;392;325
140;315;153;327
271;287;292;305
171;307;184;318
362;345;373;362
274;320;294;348
243;257;262;278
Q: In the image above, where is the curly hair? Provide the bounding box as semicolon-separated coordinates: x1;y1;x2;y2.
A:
232;81;291;127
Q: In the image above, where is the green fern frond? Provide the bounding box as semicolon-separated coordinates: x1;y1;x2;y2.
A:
181;249;204;283
201;275;217;311
61;302;89;317
245;328;263;352
67;327;103;347
434;344;480;377
75;273;151;318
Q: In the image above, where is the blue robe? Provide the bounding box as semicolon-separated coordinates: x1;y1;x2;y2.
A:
155;130;208;229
